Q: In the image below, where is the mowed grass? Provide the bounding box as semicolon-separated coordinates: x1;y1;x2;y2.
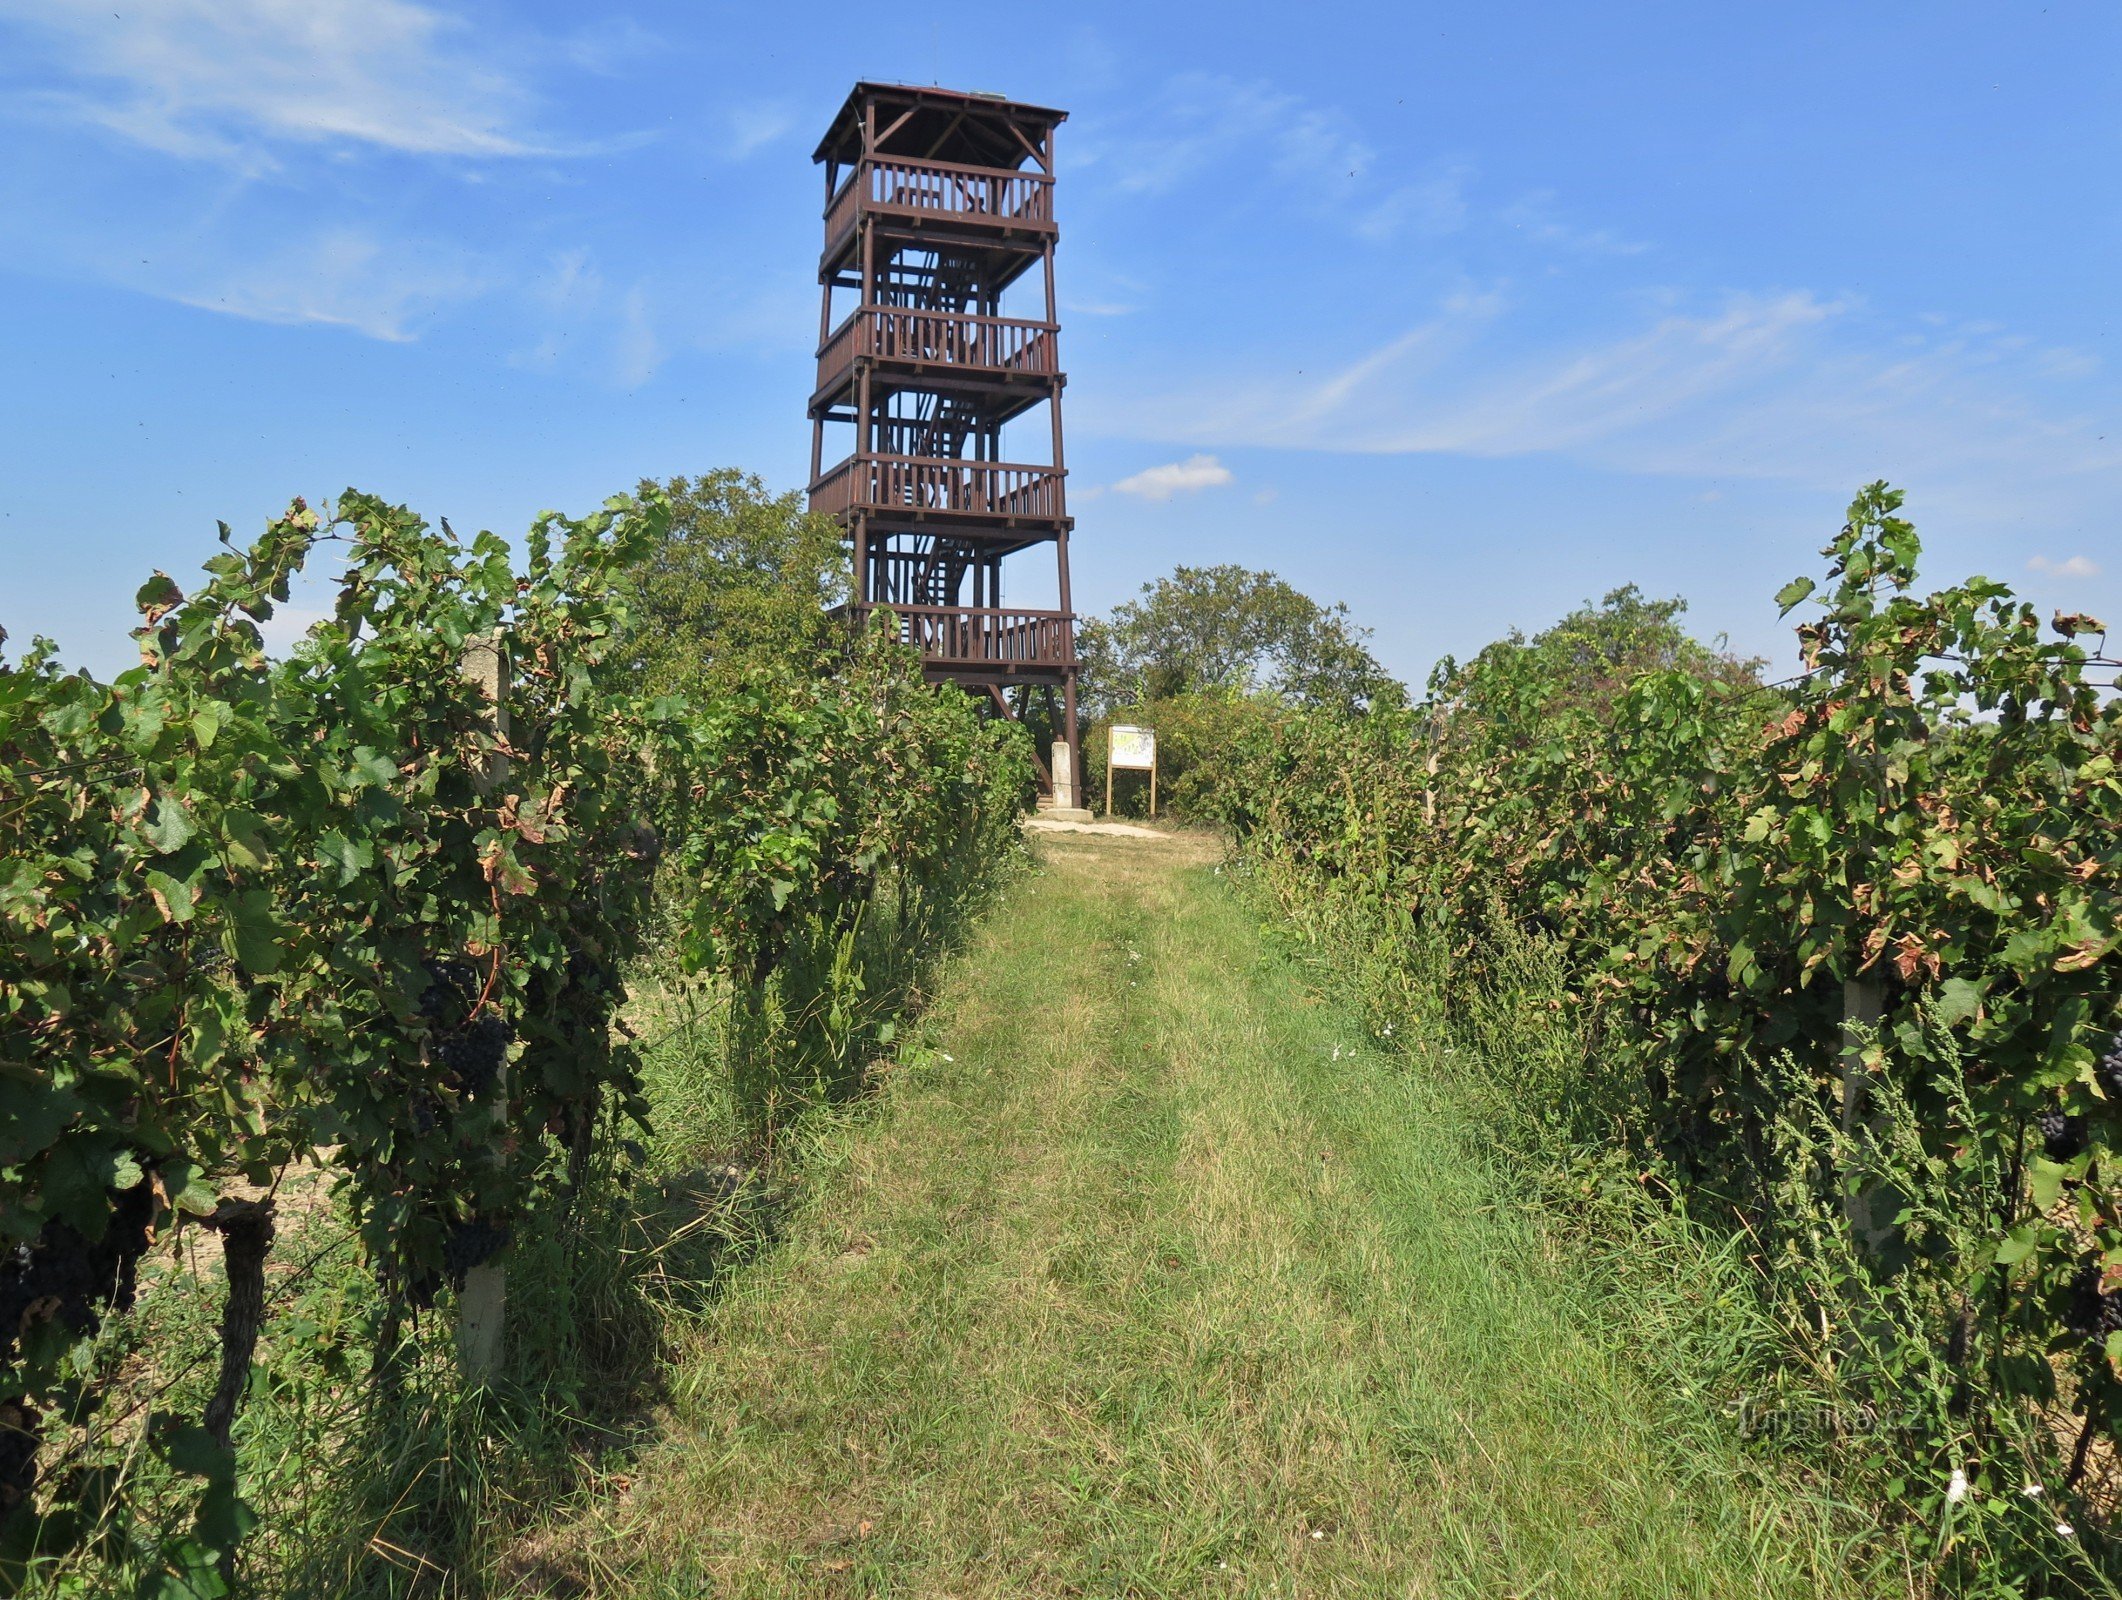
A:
516;831;1886;1598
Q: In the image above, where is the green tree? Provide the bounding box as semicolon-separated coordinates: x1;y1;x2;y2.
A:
1079;563;1399;717
1432;583;1762;727
622;470;849;696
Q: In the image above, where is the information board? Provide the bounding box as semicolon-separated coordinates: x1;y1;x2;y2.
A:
1109;725;1156;770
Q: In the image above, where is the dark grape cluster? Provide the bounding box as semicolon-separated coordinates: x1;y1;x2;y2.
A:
0;1181;155;1369
565;945;614;998
437;1016;510;1099
2038;1110;2089;1162
2099;1033;2122;1103
416;958;511;1099
443;1218;510;1284
2066;1265;2122;1340
417;958;477;1024
391;1216;513;1310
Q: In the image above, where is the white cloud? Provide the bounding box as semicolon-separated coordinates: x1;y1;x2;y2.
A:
1500;190;1651;257
530;247;605;315
1076;74;1323;197
613;285;661;387
1073;71;1470;243
1363;291;1841;459
513;249;665;383
0;0;555;169
2034;347;2101;381
1112;454;1234;502
2029;555;2101;579
514;247;804;386
556;17;659;77
1357;164;1473;241
1080;71;1696;262
1093;286;2122;528
1062;272;1148;319
167;227;488;339
725;102;795;160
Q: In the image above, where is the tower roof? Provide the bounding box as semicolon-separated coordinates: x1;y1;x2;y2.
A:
814;82;1067;169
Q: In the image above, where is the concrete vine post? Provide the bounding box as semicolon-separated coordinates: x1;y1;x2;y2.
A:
456;631;509;1381
1050;738;1078;812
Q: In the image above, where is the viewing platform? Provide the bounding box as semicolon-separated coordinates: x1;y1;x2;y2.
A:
824;156;1056;266
854;603;1077;683
813;307;1060;418
810;453;1067;532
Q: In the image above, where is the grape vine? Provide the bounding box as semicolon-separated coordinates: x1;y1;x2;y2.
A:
0;486;1028;1590
1211;482;2121;1568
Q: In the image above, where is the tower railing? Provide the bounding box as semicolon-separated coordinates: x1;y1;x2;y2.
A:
811;454;1066;522
825;155;1056;252
862;604;1077;668
816;308;1058;394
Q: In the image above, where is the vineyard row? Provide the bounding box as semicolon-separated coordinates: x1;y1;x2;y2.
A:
0;488;1029;1589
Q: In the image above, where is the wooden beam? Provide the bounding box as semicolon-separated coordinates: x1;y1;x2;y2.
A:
1008;121;1050;174
922;109;969;159
875;106;918;150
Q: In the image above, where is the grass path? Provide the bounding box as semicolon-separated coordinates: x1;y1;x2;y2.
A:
527;831;1875;1598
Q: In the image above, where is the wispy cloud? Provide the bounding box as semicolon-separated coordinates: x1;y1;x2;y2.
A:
166;226;489;339
1076;73;1335;197
0;0;557;170
724;102;795;160
515;248;663;384
1500;189;1651;256
1073;71;1471;243
556;17;660;77
513;245;800;386
1112;454;1234;501
1091;287;2122;523
1357;163;1473;241
2029;554;2101;578
529;247;605;316
613;285;661;387
1356;291;1840;459
0;1;654;349
1062;271;1149;319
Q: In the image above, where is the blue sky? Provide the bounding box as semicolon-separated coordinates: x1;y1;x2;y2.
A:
2;0;2116;685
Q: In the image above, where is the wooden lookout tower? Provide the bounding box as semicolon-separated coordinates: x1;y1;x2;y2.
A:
809;83;1081;799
